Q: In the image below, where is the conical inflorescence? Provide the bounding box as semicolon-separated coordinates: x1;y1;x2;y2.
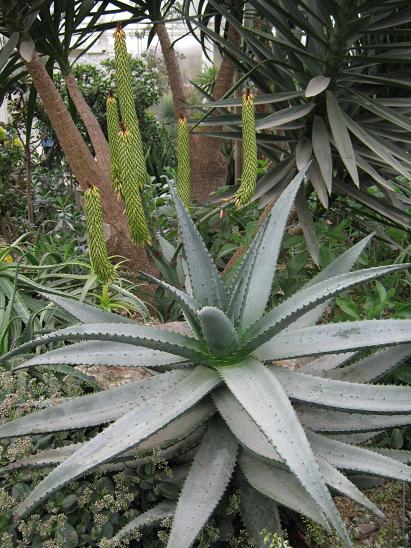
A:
177;114;191;208
119;125;151;246
113;23;147;191
84;185;116;284
106;92;122;196
111;22;151;247
234;91;257;207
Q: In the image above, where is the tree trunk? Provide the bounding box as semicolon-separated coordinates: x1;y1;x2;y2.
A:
155;22;188;118
24;50;156;275
64;72;110;176
190;20;243;203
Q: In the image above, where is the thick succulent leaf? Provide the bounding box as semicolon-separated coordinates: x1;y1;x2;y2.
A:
13;366;220;520
214;386;379;516
40;293;134;324
238;473;283;546
170;186;227;308
239;452;330;530
0;445;82;475
255;103;315;130
227;214;270;325
269;365;411;413
1;403;215;475
300;353;356;375
0;370;188;437
256;320;411;362
218;358;349;542
312;115;332;192
289;234;373;329
232;168;307;331
243;264;409;351
297;405;411;434
14;341;188;370
198;307;239;358
309;432;411;482
113;501;176;543
326;92;359;187
0;323;207;366
213;386;281;463
315;457;383;518
324;344;411;383
167;418;238;548
140;272;201;335
371;448;411;464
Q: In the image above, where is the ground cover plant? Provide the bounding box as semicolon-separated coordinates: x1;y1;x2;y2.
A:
1;171;411;547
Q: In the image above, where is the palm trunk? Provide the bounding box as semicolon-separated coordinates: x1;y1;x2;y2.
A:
190;20;243;203
24;50;156;275
64;72;110;175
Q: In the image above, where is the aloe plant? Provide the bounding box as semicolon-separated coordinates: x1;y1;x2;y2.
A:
1;168;411;547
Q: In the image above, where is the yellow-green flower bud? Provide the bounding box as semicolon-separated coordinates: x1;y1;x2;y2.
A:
84;185;116;284
177;114;191;208
119;124;151;246
234;91;257;208
106;92;122;196
113;23;147;190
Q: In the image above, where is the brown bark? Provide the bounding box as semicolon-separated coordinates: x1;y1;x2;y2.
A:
155;22;188;117
64;72;110;175
190;20;242;203
24;51;157;276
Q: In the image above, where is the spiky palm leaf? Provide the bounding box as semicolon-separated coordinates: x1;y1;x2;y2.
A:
1;169;411;547
187;0;411;237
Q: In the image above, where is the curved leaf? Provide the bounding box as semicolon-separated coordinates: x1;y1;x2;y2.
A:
0;370;187;437
14;366;220;520
238;472;283;546
198;307;239;358
309;432;411;482
305;75;330;97
170;186;227;308
218;358;350;543
256;103;315;130
289;234;373;329
239;452;330;529
326;92;359;187
312;115;332;192
167;418;237;548
230;167;307;330
15;340;187;370
243;264;410;350
271;365;411;413
298;405;411;433
40;293;134;324
0;322;207;366
256;319;411;361
325;343;411;383
113;501;176;543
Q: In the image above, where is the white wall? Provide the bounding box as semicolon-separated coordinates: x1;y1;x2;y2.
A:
0;98;8;123
70;22;208;81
